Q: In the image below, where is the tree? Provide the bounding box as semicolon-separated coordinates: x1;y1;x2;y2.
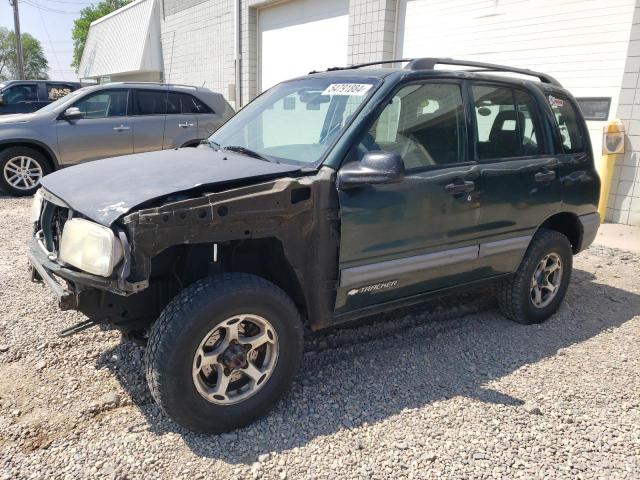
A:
0;28;49;81
71;0;132;69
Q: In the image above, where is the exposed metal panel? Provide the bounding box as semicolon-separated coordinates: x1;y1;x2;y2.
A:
78;0;162;79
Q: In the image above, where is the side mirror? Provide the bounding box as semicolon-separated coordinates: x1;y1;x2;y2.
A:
0;94;5;105
63;107;82;120
338;151;405;190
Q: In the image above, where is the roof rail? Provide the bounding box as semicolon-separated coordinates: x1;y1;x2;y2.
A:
309;59;413;74
405;58;562;87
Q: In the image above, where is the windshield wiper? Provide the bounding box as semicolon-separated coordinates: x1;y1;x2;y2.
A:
205;139;221;150
223;145;276;163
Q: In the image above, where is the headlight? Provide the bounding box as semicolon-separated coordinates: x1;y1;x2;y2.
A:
30;189;43;224
59;218;124;277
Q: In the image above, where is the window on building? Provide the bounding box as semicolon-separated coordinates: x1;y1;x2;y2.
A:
135;90;167;115
3;84;38;104
361;82;466;170
473;85;543;159
549;96;585;154
74;90;129;118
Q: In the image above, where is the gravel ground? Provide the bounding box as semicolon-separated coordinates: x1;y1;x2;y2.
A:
1;195;639;480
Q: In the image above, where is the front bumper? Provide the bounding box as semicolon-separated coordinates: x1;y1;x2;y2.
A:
27;237;146;310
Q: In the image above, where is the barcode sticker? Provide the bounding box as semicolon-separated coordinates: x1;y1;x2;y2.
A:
322;83;373;96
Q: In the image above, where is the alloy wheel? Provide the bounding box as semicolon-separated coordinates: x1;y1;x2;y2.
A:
192;314;279;405
3;156;43;191
530;252;563;308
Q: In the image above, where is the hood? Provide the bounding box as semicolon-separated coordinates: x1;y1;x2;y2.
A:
0;113;37;124
40;147;303;226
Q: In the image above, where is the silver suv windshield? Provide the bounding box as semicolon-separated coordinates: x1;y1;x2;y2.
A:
208;77;380;166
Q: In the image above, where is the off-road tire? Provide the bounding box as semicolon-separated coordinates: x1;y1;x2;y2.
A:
497;229;573;325
0;146;52;196
145;273;304;433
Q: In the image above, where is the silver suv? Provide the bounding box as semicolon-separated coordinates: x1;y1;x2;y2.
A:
0;82;234;195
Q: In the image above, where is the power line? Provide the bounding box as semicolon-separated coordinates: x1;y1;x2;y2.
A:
31;0;64;76
20;0;83;14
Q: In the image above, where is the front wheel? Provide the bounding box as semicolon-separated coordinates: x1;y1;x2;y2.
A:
0;146;51;196
145;273;304;433
497;229;573;325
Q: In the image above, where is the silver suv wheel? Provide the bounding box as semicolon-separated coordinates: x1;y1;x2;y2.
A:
530;252;563;308
192;314;279;405
3;155;43;191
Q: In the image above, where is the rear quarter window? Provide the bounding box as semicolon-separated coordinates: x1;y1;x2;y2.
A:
549;96;585;154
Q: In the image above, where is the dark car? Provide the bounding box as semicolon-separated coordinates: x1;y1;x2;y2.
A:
0;80;81;115
28;58;600;433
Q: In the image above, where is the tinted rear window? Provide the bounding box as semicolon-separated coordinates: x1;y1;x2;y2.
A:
549;96;585;154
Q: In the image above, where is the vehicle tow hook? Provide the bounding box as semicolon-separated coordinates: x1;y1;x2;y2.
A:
57;319;99;338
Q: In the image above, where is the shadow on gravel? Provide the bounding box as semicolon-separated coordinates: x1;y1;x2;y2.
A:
96;268;640;464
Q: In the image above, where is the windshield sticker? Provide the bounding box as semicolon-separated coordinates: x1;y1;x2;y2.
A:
322;83;373;96
548;95;564;108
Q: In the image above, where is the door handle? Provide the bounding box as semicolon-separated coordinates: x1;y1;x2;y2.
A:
534;169;556;183
445;180;475;195
179;122;195;128
113;125;130;132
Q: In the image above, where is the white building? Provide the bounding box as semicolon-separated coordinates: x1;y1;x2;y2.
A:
80;0;640;226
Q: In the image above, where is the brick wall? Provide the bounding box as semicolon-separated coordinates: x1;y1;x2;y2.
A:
613;3;640;226
161;0;235;102
348;0;397;65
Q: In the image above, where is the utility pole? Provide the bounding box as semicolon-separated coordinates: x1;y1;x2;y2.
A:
9;0;25;80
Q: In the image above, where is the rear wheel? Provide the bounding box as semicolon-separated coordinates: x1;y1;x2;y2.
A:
497;229;573;325
0;146;51;196
145;273;303;433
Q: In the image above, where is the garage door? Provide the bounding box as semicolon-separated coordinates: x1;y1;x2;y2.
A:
396;0;635;162
259;0;348;91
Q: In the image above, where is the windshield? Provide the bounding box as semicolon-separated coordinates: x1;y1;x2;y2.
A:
208;77;381;166
37;87;88;114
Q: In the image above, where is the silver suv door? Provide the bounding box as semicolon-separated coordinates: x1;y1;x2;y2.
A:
131;89;167;153
163;92;204;148
56;89;133;165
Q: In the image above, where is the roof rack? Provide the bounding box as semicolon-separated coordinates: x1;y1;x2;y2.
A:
310;57;562;87
405;58;562;87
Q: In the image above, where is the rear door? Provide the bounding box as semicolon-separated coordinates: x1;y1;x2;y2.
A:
336;80;483;314
471;83;562;275
131;89;168;153
56;88;133;165
163;92;201;148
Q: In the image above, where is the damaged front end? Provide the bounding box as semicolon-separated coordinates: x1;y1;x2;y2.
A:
29;168;340;336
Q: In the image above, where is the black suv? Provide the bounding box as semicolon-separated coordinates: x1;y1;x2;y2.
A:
28;59;600;433
0;80;81;114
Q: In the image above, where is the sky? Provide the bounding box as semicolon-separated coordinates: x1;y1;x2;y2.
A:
1;0;101;81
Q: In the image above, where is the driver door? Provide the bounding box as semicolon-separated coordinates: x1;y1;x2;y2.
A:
56;89;133;165
335;80;483;314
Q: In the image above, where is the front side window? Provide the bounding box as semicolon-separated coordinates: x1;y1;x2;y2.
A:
359;82;466;170
3;84;38;104
549;96;585;153
473;85;543;160
209;78;380;165
74;90;129;119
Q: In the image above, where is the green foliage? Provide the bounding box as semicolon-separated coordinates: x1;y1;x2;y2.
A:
0;27;49;81
71;0;132;70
